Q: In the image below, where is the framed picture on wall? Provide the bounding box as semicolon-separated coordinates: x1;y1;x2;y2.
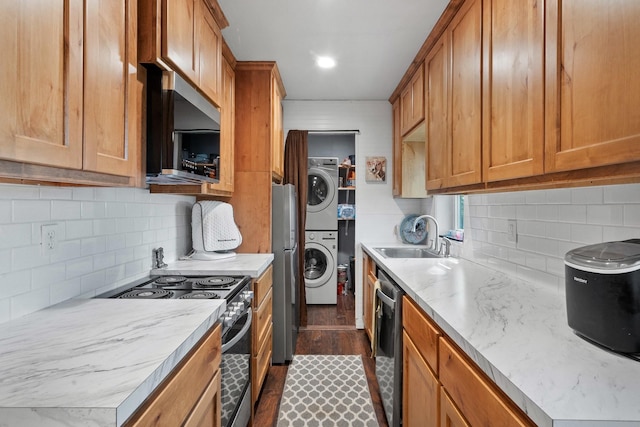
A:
365;156;386;182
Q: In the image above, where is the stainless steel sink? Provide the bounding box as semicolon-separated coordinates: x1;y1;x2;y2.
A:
373;247;442;259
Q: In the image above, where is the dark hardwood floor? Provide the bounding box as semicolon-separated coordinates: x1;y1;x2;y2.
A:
253;293;389;427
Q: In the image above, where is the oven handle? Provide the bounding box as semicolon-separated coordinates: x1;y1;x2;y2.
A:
222;309;252;353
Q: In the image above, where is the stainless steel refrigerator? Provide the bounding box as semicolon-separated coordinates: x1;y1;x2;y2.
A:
271;183;299;363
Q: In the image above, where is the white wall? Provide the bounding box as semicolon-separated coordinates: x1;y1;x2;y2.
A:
0;184;194;323
461;183;640;293
283;100;423;328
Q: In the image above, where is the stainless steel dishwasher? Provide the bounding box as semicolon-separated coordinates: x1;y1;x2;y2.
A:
375;269;404;427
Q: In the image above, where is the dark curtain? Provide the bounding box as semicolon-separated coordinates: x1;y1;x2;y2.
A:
283;130;308;327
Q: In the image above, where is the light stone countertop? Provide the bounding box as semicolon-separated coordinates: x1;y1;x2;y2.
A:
151;253;274;278
362;242;640;427
0;298;225;427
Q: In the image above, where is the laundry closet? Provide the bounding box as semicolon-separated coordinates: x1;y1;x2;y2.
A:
304;133;356;305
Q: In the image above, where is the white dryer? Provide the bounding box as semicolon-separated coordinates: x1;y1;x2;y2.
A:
304;231;338;305
306;157;339;231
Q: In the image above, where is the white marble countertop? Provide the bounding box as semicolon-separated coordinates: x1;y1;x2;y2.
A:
0;298;225;427
151;253;274;278
362;243;640;427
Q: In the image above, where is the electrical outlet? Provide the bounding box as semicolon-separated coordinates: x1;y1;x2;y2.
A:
507;219;517;243
41;224;58;254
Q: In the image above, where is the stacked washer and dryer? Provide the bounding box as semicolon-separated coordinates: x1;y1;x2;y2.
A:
304;157;339;304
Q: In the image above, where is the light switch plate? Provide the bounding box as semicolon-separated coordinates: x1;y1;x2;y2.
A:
507;219;517;243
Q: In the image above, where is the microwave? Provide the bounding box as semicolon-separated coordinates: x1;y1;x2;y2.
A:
145;65;221;184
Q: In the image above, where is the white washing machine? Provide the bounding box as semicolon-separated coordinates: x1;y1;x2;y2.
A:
304;231;338;305
306;157;339;231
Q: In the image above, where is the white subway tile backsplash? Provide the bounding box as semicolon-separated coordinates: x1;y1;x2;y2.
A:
11;288;50;319
0;201;11;223
545;188;571;204
536;205;559;222
0;223;31;250
12;245;49;271
604;184;640;204
51;200;82;220
39;186;73;200
81;201;106;219
586;205;624;226
65;220;94;240
0;184;39;200
13;200;51;223
558;205;587;223
0;185;195;323
624;205;640;227
460;182;640;291
570;223;603;244
571;187;603;204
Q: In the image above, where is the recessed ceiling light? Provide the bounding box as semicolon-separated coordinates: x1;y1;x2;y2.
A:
316;56;336;69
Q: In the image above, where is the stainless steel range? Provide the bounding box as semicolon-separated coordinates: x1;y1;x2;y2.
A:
97;275;253;427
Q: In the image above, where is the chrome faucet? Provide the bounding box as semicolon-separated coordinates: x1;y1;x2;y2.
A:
412;215;439;252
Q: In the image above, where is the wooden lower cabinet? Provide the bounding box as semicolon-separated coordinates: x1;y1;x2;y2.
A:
363;253;377;342
126;323;222;427
251;265;273;407
402;296;534;427
403;330;439;427
440;387;470;427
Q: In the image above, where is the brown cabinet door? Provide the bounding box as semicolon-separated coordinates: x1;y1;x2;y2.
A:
0;0;83;169
213;57;235;193
83;0;139;177
545;0;640;172
363;254;375;342
483;0;544;182
165;0;198;83
271;78;284;182
403;331;439;427
401;64;425;136
447;0;482;187
425;33;449;191
440;387;470;427
392;98;403;196
183;370;221;427
198;0;222;106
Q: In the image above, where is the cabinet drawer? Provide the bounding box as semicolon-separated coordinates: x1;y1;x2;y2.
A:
126;323;221;426
253;265;273;309
252;288;273;357
252;322;273;403
183;369;221;427
403;296;440;375
439;338;533;427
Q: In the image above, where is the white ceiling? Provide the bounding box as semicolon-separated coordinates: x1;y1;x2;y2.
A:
219;0;450;101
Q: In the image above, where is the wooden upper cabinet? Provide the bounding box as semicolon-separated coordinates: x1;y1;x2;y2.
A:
425;33;448;191
140;0;226;107
84;0;139;177
392;98;402;196
447;0;482;188
545;0;640;172
198;1;223;104
0;1;83;170
401;64;425;136
271;77;285;182
164;0;199;84
210;55;235;193
0;0;139;184
483;0;544;182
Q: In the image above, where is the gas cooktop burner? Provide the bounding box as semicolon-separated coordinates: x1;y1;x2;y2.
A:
154;276;187;285
118;289;173;299
178;291;221;300
194;276;235;289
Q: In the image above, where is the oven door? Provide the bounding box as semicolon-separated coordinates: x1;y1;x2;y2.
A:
221;310;252;427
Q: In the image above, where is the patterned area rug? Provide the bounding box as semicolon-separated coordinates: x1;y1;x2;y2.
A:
277;355;380;427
